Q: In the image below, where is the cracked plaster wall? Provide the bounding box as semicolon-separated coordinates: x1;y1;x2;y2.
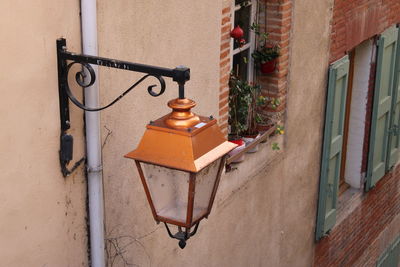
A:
0;1;88;266
98;0;333;266
0;0;334;266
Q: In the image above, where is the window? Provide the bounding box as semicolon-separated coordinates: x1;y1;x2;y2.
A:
340;42;371;191
231;0;256;82
316;25;400;240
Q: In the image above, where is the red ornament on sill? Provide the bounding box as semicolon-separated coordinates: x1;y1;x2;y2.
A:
238;38;246;47
230;25;244;39
260;59;277;74
229;138;244;146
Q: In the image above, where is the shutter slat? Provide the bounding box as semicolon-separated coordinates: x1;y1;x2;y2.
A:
316;56;349;240
388;26;400;169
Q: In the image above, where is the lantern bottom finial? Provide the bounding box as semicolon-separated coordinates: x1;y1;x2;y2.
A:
179;240;186;249
163;222;200;249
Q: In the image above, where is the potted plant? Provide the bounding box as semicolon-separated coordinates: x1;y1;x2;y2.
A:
256;97;280;133
229;75;250;138
252;44;280;73
250;23;280;74
228;74;263;149
242;82;265;153
228;75;254;161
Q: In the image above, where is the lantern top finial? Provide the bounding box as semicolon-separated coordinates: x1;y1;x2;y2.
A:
165;98;200;129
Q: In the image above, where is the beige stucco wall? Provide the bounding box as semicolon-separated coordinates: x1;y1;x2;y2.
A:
98;0;333;267
0;1;88;266
279;0;334;265
97;0;223;265
0;0;333;266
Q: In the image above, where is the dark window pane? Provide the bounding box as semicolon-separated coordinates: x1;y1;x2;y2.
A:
235;0;250;6
233;5;251;50
232;49;249;81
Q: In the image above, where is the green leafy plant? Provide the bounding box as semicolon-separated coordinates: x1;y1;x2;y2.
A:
230;86;281;135
229;75;251;137
269;97;281;110
270;125;284;150
250;23;280;64
275;125;284;135
246;89;265;136
238;0;251;8
272;142;280;150
255;96;281;131
229;75;264;137
252;44;280;64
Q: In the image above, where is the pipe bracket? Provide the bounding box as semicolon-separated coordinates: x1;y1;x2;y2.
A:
87;165;103;173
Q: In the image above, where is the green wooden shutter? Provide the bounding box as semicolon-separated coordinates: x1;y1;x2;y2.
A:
377;252;390;267
390;237;400;266
377;236;400;267
387;26;400;169
316;55;349;241
389;237;400;267
366;26;399;191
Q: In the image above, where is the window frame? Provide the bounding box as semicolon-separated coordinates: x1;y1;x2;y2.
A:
230;0;257;82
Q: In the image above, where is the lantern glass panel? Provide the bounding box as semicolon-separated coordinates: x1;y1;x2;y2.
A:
142;163;189;223
192;158;222;221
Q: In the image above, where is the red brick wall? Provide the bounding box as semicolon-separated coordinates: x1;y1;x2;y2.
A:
330;0;400;63
258;0;292;122
219;1;231;136
315;2;400;266
314;164;400;266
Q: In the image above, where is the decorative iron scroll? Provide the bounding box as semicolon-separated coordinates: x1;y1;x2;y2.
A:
56;38;190;177
64;61;166;111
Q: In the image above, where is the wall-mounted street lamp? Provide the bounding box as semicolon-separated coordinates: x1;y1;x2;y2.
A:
56;38;236;248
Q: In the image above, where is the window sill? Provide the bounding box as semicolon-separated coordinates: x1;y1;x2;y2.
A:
336;186;365;226
215;130;284;206
335;161;400;228
226;125;277;166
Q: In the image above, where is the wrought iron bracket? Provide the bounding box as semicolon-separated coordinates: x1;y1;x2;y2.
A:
56;38;190;177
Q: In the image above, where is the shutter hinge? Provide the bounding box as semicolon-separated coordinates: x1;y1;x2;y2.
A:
389;125;399;136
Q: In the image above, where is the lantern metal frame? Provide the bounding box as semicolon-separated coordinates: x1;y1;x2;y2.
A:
133;154;227;248
136;160;226;227
125;96;236;248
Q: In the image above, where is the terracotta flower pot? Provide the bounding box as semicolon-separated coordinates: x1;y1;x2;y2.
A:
256;123;274;133
260;59;277;74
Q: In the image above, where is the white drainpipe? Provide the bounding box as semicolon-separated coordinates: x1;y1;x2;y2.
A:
80;0;106;266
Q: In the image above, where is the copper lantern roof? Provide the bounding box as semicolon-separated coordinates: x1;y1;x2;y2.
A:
125;98;236;172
